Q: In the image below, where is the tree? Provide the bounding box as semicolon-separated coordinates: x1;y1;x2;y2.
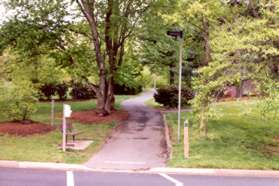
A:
191;0;279;137
74;0;152;115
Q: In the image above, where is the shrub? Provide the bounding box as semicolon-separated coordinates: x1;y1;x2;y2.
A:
70;82;96;100
114;84;142;95
0;80;37;121
154;86;194;108
39;83;56;100
55;83;68;100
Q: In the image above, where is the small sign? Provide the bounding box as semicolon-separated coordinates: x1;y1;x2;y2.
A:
167;30;183;39
63;104;72;118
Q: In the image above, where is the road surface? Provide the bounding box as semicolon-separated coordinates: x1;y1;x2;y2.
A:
1;168;279;186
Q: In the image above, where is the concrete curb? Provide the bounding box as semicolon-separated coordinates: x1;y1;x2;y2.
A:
0;160;91;171
162;114;172;160
150;167;279;178
1;160;279;178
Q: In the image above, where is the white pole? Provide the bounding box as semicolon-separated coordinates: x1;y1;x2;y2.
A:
51;98;55;126
177;38;183;143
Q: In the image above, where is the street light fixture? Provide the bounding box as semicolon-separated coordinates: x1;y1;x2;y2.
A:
167;29;184;143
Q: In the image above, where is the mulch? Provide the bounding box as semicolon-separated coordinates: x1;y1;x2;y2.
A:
70;110;129;124
0;122;55;137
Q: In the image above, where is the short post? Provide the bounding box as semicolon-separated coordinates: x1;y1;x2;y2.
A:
62;104;72;152
51;98;55;126
62;114;67;152
184;119;189;159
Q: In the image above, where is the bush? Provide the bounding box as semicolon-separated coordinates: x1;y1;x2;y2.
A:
154;86;194;108
39;83;69;100
39;83;56;100
114;84;142;95
55;83;68;100
0;81;37;121
70;82;96;100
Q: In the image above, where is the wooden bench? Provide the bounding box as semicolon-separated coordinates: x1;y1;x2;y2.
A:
60;120;81;144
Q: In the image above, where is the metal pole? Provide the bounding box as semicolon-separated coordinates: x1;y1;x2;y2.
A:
51;98;55;126
177;38;183;143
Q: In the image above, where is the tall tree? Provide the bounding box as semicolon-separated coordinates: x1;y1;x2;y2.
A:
73;0;152;115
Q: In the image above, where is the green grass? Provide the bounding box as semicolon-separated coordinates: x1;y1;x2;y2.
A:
0;95;130;163
166;100;279;170
144;98;163;109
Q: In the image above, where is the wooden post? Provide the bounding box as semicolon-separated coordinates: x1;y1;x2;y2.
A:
51;98;55;126
62;114;67;152
184;119;189;159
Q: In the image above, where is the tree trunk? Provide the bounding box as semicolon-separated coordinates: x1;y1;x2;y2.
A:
202;17;211;66
236;80;244;98
105;76;115;113
199;107;208;138
96;69;109;116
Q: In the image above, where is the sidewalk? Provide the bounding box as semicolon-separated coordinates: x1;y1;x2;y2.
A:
85;91;166;170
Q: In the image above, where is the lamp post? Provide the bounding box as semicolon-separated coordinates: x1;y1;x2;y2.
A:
167;29;183;143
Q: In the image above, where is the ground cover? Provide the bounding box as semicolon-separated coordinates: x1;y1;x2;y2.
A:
166;100;279;170
144;98;163;109
0;95;130;163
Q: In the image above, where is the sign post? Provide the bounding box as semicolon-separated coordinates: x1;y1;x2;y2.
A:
167;29;184;143
62;104;72;152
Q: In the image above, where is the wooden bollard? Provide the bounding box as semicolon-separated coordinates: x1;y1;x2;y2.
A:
184;119;189;159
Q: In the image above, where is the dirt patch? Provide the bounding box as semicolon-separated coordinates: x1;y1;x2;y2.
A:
264;145;279;156
0;122;55;136
263;135;279;156
70;110;129;124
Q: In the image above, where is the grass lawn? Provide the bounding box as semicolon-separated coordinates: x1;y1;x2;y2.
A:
166;100;279;170
144;98;163;109
0;95;130;164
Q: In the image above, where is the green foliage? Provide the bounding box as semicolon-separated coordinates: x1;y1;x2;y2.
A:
70;82;96;100
154;86;194;108
114;84;142;95
189;0;279;136
258;81;279;120
0;80;37;121
39;82;69;100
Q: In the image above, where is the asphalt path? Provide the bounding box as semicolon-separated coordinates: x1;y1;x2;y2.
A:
86;91;166;170
1;168;279;186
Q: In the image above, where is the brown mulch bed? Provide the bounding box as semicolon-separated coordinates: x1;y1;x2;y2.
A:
0;122;55;136
70;110;129;124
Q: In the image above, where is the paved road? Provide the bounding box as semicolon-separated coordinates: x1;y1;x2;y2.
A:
86;91;166;170
1;168;279;186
